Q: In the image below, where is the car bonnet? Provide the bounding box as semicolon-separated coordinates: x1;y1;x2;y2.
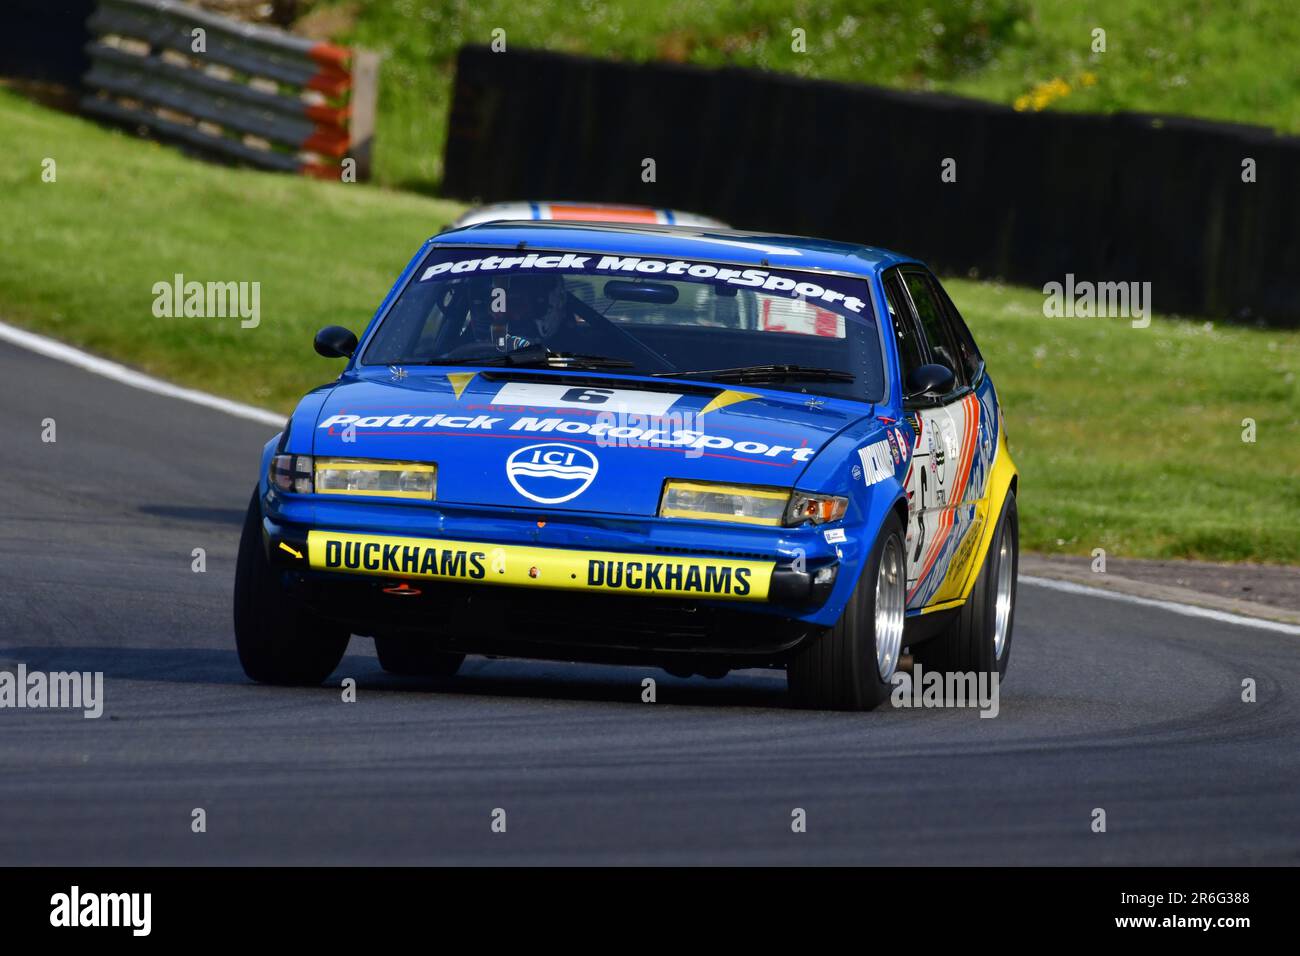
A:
310;370;866;516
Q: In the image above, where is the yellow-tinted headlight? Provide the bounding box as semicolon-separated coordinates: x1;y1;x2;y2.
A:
314;458;437;500
659;480;789;526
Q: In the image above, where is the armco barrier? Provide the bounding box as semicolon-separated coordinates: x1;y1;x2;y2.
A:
80;0;378;180
444;46;1300;326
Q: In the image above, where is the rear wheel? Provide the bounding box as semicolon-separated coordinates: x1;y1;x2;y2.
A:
374;637;464;677
234;489;351;685
786;514;906;711
914;491;1018;679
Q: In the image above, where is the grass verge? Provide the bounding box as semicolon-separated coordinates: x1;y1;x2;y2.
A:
0;88;462;409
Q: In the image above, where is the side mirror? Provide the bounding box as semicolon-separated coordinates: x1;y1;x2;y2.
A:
904;363;955;400
314;325;357;359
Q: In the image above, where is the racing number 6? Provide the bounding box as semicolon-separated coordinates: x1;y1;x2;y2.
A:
560;388;614;405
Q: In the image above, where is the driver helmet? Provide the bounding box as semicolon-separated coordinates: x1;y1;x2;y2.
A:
468;273;568;349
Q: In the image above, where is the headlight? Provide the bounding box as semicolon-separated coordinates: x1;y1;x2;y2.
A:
784;491;849;526
314;458;437;499
268;455;437;499
659;481;790;526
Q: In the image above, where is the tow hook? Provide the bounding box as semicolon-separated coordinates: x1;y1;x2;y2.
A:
382;582;422;597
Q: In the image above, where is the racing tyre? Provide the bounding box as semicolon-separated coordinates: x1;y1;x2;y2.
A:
234;489;351;685
786;514;906;711
374;637;464;677
913;491;1018;679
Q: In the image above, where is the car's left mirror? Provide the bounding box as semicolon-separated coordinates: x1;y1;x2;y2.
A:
314;325;358;358
904;363;955;401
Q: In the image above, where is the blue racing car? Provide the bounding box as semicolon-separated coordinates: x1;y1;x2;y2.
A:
235;221;1019;710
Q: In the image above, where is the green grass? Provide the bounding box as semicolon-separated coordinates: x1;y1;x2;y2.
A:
0;88;463;409
317;0;1300;190
951;280;1300;563
2;89;1297;563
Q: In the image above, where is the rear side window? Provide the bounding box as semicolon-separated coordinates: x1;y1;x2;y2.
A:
934;281;984;385
901;270;966;386
883;273;927;384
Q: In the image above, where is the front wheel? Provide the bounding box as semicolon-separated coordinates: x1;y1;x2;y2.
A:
786;514;906;711
233;488;351;685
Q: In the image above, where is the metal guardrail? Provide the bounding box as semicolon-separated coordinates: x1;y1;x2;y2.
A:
80;0;378;179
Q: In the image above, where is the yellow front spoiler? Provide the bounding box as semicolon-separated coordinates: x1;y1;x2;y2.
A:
306;530;774;601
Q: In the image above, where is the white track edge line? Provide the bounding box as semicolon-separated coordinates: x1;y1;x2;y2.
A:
1020;575;1300;636
0;319;284;427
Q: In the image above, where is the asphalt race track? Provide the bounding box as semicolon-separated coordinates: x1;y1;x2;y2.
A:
1;338;1297;865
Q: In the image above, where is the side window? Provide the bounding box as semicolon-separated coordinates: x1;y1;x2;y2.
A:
934;280;984;384
883;273;927;385
901;270;966;387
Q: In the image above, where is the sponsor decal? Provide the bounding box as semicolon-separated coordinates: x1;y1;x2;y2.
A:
418;254;869;314
939;415;960;465
856;439;894;487
306;531;772;600
823;528;847;544
319;535;488;580
928;430;944;473
317;412;817;462
492;382;681;417
885;430;902;466
893;426;909;461
319;413;499;430
588;559;752;596
506;442;599;504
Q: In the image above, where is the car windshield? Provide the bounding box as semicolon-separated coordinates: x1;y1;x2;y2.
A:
361;247;885;401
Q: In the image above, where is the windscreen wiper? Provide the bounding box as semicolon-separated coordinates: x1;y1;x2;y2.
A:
521;351;635;370
424;348;634;370
652;364;855;384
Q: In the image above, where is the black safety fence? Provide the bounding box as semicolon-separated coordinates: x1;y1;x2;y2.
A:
444;45;1300;327
1;0;96;88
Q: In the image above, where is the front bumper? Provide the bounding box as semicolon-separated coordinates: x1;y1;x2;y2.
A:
266;519;837;606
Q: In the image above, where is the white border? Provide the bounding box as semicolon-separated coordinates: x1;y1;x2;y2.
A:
1021;575;1300;636
0;319;283;427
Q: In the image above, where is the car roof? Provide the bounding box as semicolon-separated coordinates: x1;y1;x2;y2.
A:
449;201;729;229
428;221;918;277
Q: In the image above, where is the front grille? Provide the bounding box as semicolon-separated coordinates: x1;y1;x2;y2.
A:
650;545;772;561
